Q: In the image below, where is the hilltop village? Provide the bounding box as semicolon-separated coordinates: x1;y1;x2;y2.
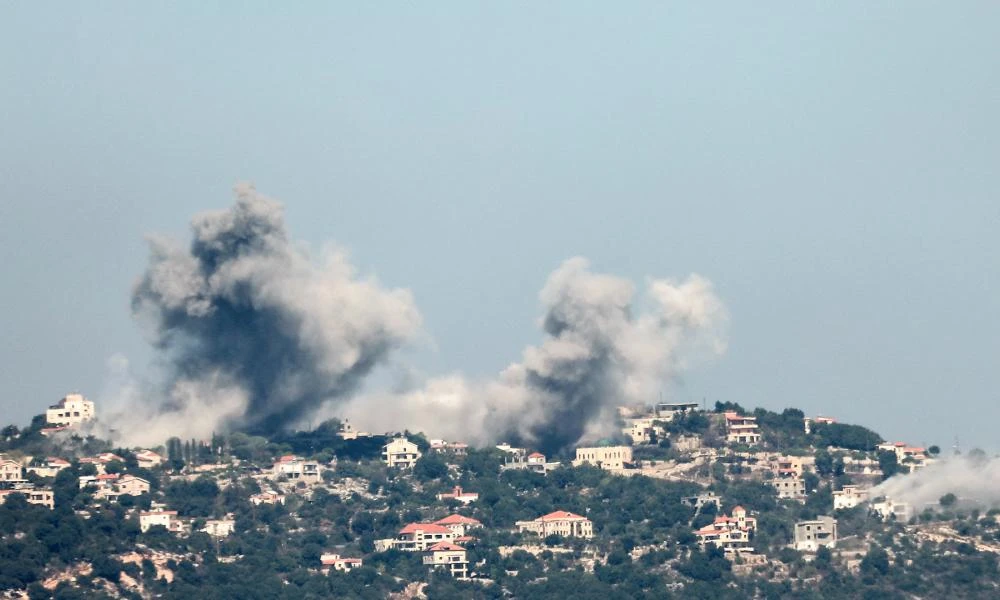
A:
1;394;997;600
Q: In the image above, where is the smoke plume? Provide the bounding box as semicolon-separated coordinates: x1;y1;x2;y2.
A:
872;453;1000;511
128;184;421;440
339;257;727;454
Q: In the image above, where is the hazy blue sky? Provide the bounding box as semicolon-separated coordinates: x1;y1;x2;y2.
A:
2;3;998;450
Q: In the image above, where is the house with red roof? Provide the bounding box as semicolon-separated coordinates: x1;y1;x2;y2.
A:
516;510;593;538
422;541;469;578
320;553;363;574
694;506;757;553
436;486;479;505
376;522;458;552
434;514;483;537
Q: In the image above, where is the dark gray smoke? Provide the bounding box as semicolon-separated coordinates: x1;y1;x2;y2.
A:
339;258;727;455
130;184;420;437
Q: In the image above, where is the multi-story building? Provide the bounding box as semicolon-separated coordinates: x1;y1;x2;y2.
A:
573;446;633;471
423;542;469;578
694;506;757;553
116;475;151;497
377;523;457;552
0;457;24;483
436;486;479;505
877;442;930;470
139;510;182;533
381;438;422;469
773;455;815;479
0;488;55;510
833;485;869;510
516;510;594;539
135;450;165;469
45;393;95;426
201;518;236;537
724;412;761;445
26;457;71;478
655;402;700;420
793;516;838;552
271;455;323;483
433;514;483;538
772;477;806;500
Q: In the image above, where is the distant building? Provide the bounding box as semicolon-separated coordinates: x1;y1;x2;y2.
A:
381;438;422;469
116;475;151;497
516;510;594;539
437;486;479;505
871;497;914;522
201;518;236;537
655;402;700;419
0;488;54;510
803;416;836;434
250;490;286;505
140;510;181;533
272;455;323;483
45;393;95;426
573;446;633;471
724;412;761;445
773;455;815;479
695;506;757;552
337;420;371;440
377;523;457;552
135;450;165;469
877;442;930;470
793;516;837;552
833;485;869;510
0;457;24;483
682;492;722;511
772;477;806;501
423;542;469;578
26;457;71;478
321;553;363;574
434;514;483;538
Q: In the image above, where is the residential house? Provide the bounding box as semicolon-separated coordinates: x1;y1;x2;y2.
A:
437;486;479;505
682;492;722;511
434;514;483;538
871;497;914;522
773;455;815;479
320;553;363;574
116;475;151;497
0;457;24;483
422;542;469;578
772;477;806;501
135;450;165;469
272;455;323;483
202;518;236;537
803;416;836;434
377;523;457;552
724;412;761;445
516;511;594;539
623;418;659;445
877;442;930;470
45;393;95;426
573;446;633;471
27;457;71;478
0;488;55;510
140;510;182;533
381;438;422;469
695;506;757;553
793;516;838;552
655;402;700;420
250;490;286;505
833;485;869;510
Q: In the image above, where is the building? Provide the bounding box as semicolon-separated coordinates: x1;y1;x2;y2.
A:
116;475;151;497
871;497;914;522
26;457;71;478
772;477;806;500
682;492;722;511
877;442;930;470
622;418;660;445
135;450;165;469
793;516;838;552
803;416;836;434
45;393;96;426
695;506;757;553
201;518;236;537
381;438;422;469
573;446;633;471
250;490;286;505
724;412;761;445
140;510;181;533
378;523;457;552
272;455;323;483
429;439;468;455
0;457;24;483
423;542;469;578
0;488;55;510
434;514;483;538
516;510;594;539
655;402;700;420
833;485;869;510
773;455;815;479
337;420;371;440
321;553;363;574
437;486;479;505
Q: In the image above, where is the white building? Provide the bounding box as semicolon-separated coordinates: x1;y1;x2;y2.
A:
0;488;55;510
833;485;869;510
45;393;95;426
724;412;761;445
272;455;323;483
201;518;236;537
871;497;914;522
516;510;594;539
437;486;479;505
377;523;457;552
140;510;181;533
381;438;422;469
793;516;837;552
695;506;757;553
27;457;71;478
135;450;165;469
423;542;469;578
321;553;363;573
0;457;24;483
803;416;836;434
573;446;633;471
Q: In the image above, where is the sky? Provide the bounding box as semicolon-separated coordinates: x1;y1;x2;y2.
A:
1;3;998;450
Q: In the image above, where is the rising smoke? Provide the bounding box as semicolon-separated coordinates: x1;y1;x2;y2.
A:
127;184;421;442
872;453;1000;511
339;257;727;454
120;187;726;452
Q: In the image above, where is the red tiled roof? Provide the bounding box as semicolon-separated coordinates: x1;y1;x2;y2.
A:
399;523;452;535
322;556;362;565
540;510;587;522
427;542;465;552
435;514;482;526
528;452;545;459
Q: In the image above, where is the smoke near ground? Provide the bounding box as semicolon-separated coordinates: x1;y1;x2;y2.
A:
872;454;1000;511
339;257;727;454
126;185;421;442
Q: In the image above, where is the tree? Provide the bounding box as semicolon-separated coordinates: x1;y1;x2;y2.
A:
940;493;957;508
928;445;941;456
878;451;903;481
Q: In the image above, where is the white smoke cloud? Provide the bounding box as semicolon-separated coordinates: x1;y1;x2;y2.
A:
872;454;1000;511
